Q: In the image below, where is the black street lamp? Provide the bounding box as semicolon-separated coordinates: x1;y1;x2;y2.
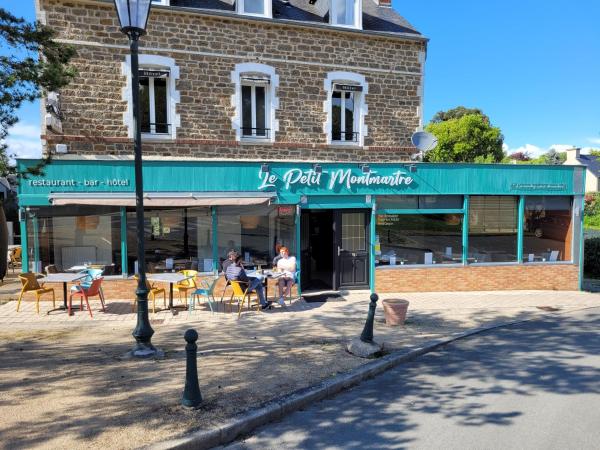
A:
114;0;160;357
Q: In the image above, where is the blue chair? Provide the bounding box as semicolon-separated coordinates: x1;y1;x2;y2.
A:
71;268;105;302
189;277;220;313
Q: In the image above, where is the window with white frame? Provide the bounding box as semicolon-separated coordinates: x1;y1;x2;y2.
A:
122;54;181;140
231;63;279;142
237;0;272;17
241;77;269;139
324;72;368;145
330;0;362;28
139;69;170;135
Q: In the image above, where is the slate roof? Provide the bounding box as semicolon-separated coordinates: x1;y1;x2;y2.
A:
576;155;600;177
170;0;423;37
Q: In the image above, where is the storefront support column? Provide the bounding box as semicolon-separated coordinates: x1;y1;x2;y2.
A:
462;196;469;265
295;204;301;297
211;207;218;272
32;213;40;273
370;201;376;293
120;207;128;278
517;196;525;263
19;209;29;273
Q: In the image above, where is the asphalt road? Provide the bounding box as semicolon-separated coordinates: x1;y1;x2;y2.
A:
224;307;600;450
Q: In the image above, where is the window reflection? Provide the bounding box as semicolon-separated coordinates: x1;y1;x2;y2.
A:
523;196;572;262
375;214;463;266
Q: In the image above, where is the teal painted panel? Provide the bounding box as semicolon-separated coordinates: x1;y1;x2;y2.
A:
17;159;584;206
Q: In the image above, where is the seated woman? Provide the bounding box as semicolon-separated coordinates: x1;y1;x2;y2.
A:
275;247;296;306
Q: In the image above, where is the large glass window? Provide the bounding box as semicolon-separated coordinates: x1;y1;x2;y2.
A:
26;206;123;275
375;214;463;266
523;196;572;262
127;207;212;274
217;205;296;269
378;195;463;210
468;196;518;263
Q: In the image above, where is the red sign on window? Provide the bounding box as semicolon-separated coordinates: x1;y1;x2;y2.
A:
278;205;295;217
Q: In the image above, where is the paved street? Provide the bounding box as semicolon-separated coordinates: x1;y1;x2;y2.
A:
226;307;600;450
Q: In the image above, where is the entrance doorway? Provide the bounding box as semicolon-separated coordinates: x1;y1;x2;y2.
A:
300;209;370;291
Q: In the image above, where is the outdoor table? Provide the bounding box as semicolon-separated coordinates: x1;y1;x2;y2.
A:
247;270;285;300
146;273;194;310
42;272;87;315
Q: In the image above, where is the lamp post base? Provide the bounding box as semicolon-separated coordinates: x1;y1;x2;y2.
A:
346;337;383;359
123;343;165;359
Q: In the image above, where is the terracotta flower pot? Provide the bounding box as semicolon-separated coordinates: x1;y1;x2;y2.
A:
382;298;409;326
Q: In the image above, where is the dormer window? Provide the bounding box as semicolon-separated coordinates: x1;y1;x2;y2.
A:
237;0;272;18
330;0;362;28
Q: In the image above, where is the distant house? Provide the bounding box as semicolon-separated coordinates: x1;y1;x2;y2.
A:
565;148;600;192
0;177;12;200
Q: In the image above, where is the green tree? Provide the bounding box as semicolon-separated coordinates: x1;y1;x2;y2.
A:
0;8;76;279
424;108;504;163
588;148;600;157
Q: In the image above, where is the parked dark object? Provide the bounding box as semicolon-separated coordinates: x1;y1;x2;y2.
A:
182;329;202;408
360;293;379;343
0;204;8;282
382;298;410;326
584;237;600;278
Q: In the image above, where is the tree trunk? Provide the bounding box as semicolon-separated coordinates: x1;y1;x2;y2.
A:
0;201;8;281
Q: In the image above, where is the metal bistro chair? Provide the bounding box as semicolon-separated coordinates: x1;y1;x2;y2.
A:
17;273;56;314
230;280;261;318
71;268;105;304
69;277;105;318
175;270;198;308
189;277;220;313
133;275;167;314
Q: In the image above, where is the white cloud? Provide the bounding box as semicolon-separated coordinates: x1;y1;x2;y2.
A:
505;143;576;158
587;137;600;145
1;121;42;161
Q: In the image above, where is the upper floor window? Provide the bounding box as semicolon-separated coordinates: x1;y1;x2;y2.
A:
237;0;272;18
330;0;362;28
139;69;170;135
152;0;169;5
231;63;279;143
241;77;269;139
122;54;181;140
324;72;368;146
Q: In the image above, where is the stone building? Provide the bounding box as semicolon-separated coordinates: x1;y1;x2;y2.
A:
18;0;584;302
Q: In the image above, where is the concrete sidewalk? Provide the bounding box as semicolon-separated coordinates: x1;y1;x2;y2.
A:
0;290;598;449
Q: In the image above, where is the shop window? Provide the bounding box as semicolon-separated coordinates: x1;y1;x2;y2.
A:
468;196;518;263
324;72;368;146
523;196;572;262
122;54;180;140
330;0;362;29
216;205;296;270
237;0;272;18
231;63;279;142
375;214;463;266
26;206;123;275
377;195;463;210
126;207;212;274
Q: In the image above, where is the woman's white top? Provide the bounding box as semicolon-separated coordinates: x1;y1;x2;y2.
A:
277;256;297;277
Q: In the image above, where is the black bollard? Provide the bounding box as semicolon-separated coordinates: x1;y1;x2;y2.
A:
360;293;379;343
182;329;203;408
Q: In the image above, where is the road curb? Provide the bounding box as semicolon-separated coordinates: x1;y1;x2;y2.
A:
146;312;583;450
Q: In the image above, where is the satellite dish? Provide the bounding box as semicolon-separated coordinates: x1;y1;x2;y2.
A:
411;131;438;152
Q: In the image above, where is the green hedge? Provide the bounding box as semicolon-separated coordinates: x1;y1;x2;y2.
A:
584;237;600;278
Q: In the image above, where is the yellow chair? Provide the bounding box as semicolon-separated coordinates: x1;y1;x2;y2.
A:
133;275;167;313
17;273;56;314
230;280;260;318
175;270;198;307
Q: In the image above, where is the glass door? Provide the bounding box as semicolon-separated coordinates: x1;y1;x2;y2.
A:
335;210;370;289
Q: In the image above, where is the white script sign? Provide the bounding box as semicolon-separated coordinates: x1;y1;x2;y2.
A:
258;168;414;191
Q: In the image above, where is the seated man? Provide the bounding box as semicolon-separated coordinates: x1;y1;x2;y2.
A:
226;254;272;310
222;249;238;273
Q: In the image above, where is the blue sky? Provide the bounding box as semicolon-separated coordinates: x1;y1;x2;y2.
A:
3;0;600;158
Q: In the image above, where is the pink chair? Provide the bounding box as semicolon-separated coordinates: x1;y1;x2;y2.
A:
69;277;106;318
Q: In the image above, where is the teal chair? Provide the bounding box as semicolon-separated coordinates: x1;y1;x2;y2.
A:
71;268;105;302
189;277;220;313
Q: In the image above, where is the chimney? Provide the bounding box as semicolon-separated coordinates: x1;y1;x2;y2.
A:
565;147;581;164
375;0;392;7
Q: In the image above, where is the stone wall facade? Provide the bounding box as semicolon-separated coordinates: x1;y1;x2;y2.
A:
375;264;580;293
39;0;425;162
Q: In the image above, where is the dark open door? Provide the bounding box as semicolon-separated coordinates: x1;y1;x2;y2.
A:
334;209;370;289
